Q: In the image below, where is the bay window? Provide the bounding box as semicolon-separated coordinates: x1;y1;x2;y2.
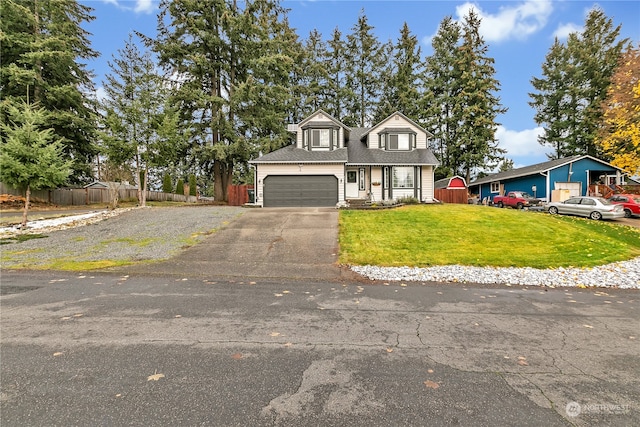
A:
379;129;415;151
311;129;330;148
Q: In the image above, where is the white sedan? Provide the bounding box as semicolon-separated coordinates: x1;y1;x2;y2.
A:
545;196;625;220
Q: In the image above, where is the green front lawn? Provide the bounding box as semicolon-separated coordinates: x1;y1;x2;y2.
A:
339;204;640;269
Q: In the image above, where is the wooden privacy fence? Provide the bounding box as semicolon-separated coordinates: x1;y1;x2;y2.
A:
0;183;197;206
227;184;254;206
434;188;469;204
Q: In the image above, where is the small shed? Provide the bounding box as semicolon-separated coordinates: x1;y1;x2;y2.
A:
434;175;468;204
84;181;138;190
435;176;467;190
469;155;630;203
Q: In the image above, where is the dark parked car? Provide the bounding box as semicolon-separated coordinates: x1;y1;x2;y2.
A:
608;194;640;218
545;196;625;220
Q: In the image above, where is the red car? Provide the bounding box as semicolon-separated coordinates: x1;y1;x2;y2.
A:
608;194;640;218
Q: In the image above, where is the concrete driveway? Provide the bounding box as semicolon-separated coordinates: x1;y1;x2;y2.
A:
130;207;354;282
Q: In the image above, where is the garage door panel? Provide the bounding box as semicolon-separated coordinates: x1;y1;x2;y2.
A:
264;175;338;207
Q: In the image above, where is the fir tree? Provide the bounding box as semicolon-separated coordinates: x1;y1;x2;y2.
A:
324;28;349;121
100;34;168;207
453;10;507;183
0;0;99;182
148;0;295;202
421;16;464;179
0;100;72;227
530;7;628;159
375;23;423;122
344;12;386;127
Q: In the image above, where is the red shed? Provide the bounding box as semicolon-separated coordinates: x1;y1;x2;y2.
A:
434;176;469;204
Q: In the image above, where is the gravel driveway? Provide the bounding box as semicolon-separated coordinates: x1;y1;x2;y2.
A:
1;206;245;269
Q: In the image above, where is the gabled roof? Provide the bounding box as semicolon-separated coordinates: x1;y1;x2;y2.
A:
346;128;439;166
361;111;433;139
470;155;623;186
298;109;351;132
435;175;467;189
250;144;348;164
84;180;138;189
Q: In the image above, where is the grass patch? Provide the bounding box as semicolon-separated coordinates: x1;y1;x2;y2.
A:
0;234;48;245
339;204;640;268
1;259;138;271
98;237;156;247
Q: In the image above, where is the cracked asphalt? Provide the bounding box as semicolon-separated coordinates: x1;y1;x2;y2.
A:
1;270;638;426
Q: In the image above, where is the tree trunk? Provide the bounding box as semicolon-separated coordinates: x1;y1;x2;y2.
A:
21;185;31;228
213;161;232;202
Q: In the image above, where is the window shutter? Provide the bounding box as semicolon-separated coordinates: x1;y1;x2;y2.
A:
303;130;308;149
380;134;386;150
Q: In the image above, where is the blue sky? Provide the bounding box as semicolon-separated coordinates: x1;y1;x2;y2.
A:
82;0;639;168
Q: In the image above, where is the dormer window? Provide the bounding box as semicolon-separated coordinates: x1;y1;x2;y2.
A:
379;129;416;151
302;124;339;151
311;129;330;148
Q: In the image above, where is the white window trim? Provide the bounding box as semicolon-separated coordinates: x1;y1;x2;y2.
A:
490;182;500;193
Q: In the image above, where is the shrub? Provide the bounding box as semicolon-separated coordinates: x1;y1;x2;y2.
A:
162;174;173;193
188;174;197;196
396;196;420;205
175;178;185;195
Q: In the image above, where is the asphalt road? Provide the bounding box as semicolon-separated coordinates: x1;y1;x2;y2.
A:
1;270;638;426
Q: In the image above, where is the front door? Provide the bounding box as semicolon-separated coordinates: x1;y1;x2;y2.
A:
346;170;359;198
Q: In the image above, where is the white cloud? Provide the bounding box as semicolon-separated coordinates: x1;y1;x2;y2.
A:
134;0;155;14
455;0;554;43
101;0;156;14
552;22;582;40
496;125;551;159
94;86;107;103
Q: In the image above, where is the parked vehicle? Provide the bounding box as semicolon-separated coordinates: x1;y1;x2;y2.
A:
545;196;625;220
607;194;640;218
493;191;541;209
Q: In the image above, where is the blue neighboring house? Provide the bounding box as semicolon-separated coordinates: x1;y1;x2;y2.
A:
469;155;631;203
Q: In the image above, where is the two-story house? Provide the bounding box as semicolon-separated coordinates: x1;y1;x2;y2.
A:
250;110;439;207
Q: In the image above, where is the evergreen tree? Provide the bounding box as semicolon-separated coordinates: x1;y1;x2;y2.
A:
324;27;349;121
597;45;640;176
297;29;329;118
175;178;184;196
530;7;628;159
421;16;463;179
0;100;72;227
454;10;507;183
162;173;173;194
529;39;576;159
375;23;423;123
148;0;295;202
344;12;386;127
189;174;198;197
0;0;99;182
100;34;166;207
